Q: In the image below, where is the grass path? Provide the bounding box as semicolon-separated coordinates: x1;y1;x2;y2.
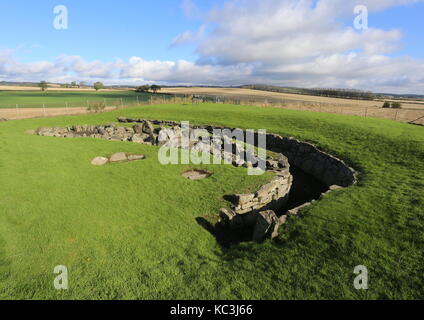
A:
0;103;423;299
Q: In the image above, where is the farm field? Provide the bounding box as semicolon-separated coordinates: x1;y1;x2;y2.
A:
0;85;131;92
1;89;424;125
163;87;424;110
163;87;424;125
0;103;423;299
0;90;151;109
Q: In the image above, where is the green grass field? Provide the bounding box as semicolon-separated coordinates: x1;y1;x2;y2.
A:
0;90;154;108
0;103;423;299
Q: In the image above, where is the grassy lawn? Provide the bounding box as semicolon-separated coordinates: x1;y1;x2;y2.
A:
0;90;153;108
0;103;423;299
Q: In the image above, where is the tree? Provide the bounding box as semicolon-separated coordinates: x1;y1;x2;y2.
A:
39;81;48;91
70;81;77;88
94;82;104;91
135;85;151;93
391;102;402;109
150;84;161;94
382;102;391;108
87;102;106;113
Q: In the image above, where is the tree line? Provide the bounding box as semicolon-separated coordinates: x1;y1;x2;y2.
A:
244;84;376;100
135;85;162;93
38;82;162;93
39;81;104;91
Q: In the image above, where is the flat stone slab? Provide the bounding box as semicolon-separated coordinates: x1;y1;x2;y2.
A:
92;153;146;165
128;154;146;161
182;169;212;181
110;152;128;163
91;157;109;166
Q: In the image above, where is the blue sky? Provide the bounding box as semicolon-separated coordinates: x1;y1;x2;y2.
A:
369;2;424;58
0;0;202;62
0;0;423;93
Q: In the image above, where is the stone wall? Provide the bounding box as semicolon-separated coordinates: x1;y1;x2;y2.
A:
264;134;357;187
34;117;358;243
35;120;294;217
232;167;292;215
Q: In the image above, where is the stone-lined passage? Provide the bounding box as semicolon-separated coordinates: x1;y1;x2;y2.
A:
33;117;358;244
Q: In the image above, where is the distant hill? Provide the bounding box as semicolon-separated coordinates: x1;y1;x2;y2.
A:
376;92;424;100
241;84;376;100
242;84;424;101
0;81;40;87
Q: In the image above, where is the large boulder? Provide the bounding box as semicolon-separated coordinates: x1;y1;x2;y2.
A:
133;124;144;134
158;128;172;145
143;121;155;135
110;152;128;163
219;208;236;225
115;127;128;139
252;210;280;242
234;194;255;207
131;134;147;144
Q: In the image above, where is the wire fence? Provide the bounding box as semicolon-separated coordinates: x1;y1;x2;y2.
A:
1;93;423;126
190;93;424;126
0;95;190;120
0;94;175;109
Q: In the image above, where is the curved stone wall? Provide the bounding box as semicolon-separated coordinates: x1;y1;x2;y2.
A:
33;117;358;243
117;117;357;189
264;134;357;187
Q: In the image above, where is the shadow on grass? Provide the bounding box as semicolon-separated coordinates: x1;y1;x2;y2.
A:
196;217;255;248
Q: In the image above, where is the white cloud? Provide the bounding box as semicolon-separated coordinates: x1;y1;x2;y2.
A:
171;25;206;47
1;0;424;93
180;0;202;18
196;0;411;63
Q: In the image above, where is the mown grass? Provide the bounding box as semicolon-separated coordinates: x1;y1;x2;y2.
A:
0;103;423;300
0;90;153;108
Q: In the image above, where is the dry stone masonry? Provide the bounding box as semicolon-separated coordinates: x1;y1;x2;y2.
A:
33;117;357;243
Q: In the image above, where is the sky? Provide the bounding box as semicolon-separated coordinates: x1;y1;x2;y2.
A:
0;0;423;94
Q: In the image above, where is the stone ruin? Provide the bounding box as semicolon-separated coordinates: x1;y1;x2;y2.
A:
91;153;146;166
33;117;358;245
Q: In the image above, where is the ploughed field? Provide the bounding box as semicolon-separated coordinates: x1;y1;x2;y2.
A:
162;87;424;110
0;103;423;299
163;87;424;125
